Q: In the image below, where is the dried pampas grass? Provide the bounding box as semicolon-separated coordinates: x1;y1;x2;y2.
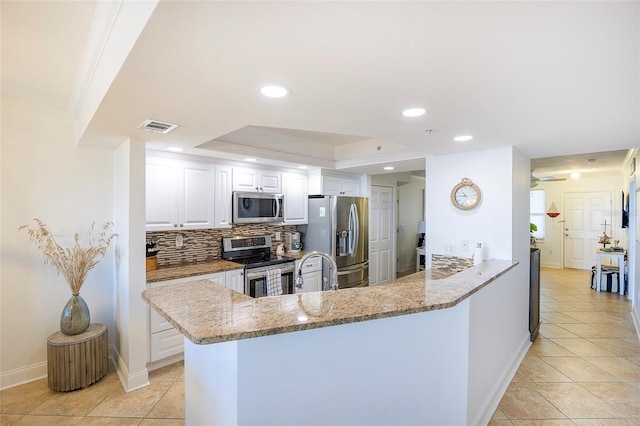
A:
19;219;117;295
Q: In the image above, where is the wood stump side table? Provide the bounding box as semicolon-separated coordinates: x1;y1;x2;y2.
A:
47;323;108;392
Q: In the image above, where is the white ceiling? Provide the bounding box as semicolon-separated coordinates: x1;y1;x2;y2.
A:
2;1;638;176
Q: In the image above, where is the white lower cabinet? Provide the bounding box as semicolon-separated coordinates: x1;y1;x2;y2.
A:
295;257;322;293
148;270;241;363
225;268;245;293
150;328;184;362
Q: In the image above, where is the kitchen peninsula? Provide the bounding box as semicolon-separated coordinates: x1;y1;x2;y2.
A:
143;259;525;426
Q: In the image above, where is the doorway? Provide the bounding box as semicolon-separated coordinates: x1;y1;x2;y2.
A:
370;185;394;284
563;191;612;270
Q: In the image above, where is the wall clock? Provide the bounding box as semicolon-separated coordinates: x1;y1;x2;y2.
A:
451;178;482;210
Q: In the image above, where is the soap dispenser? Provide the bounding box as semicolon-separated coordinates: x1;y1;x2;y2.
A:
473;243;483;265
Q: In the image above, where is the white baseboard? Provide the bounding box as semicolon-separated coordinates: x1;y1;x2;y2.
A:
470;334;531;426
0;361;48;391
147;353;184;372
110;344;150;392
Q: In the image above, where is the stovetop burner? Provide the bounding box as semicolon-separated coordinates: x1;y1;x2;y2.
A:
221;235;295;269
230;254;295;269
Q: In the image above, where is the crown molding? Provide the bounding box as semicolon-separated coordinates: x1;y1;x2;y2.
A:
69;1;125;118
334;150;427;170
72;0;159;146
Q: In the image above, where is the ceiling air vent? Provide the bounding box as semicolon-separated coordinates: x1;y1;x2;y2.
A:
138;119;179;134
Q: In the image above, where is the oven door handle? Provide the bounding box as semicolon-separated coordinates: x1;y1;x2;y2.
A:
246;270;266;280
246;265;294;280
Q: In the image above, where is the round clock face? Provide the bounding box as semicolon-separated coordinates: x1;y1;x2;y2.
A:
451;178;481;210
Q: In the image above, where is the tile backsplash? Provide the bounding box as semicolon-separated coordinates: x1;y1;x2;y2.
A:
431;254;473;272
147;224;299;267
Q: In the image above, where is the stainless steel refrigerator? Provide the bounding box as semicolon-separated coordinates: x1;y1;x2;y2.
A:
300;195;369;289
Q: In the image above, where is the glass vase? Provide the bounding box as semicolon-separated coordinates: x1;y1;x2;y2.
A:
60;294;90;335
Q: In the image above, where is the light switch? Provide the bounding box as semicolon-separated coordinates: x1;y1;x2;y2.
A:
176;234;184;248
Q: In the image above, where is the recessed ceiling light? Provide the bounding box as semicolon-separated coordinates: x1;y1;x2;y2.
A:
244;158;257;162
454;135;473;142
402;108;426;118
571;171;581;179
260;85;288;98
384;166;394;171
167;147;184;152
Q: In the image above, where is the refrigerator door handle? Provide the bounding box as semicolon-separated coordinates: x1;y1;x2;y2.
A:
350;203;359;258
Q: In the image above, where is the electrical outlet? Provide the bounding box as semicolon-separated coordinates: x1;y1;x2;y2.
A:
444;243;455;255
275;232;281;241
461;240;468;251
176;234;184;248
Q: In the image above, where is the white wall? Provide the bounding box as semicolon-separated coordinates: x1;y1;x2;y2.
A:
186;301;471;426
426;146;524;261
468;146;531;424
534;173;626;269
425;146;531;423
113;139;148;391
0;99;115;389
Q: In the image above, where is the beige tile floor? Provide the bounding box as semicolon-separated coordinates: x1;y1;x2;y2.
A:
492;267;640;425
2;267;638;425
1;361;185;425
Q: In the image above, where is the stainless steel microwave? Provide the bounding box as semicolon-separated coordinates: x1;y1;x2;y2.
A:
232;192;284;224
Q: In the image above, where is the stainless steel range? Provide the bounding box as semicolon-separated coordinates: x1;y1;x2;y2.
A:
221;235;296;298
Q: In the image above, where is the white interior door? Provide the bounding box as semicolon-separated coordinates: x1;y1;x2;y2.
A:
369;185;394;285
563;191;612;270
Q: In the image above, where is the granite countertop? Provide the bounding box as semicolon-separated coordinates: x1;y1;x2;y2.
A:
142;259;518;345
146;259;244;284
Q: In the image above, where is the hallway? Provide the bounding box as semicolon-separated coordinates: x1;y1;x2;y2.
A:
492;267;640;424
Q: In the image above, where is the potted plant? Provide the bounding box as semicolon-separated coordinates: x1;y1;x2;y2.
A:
20;219;117;335
530;223;538;247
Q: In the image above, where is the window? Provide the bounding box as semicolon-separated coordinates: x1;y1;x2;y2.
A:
530;190;545;240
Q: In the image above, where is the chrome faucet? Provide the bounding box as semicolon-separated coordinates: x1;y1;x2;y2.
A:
295;251;339;291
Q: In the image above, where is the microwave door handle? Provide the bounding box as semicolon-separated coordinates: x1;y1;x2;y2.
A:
275;196;281;219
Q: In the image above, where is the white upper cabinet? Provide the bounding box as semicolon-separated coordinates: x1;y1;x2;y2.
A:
146;156;215;231
232;168;282;193
146;159;179;231
308;169;362;196
282;172;308;225
181;163;215;229
214;166;233;228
